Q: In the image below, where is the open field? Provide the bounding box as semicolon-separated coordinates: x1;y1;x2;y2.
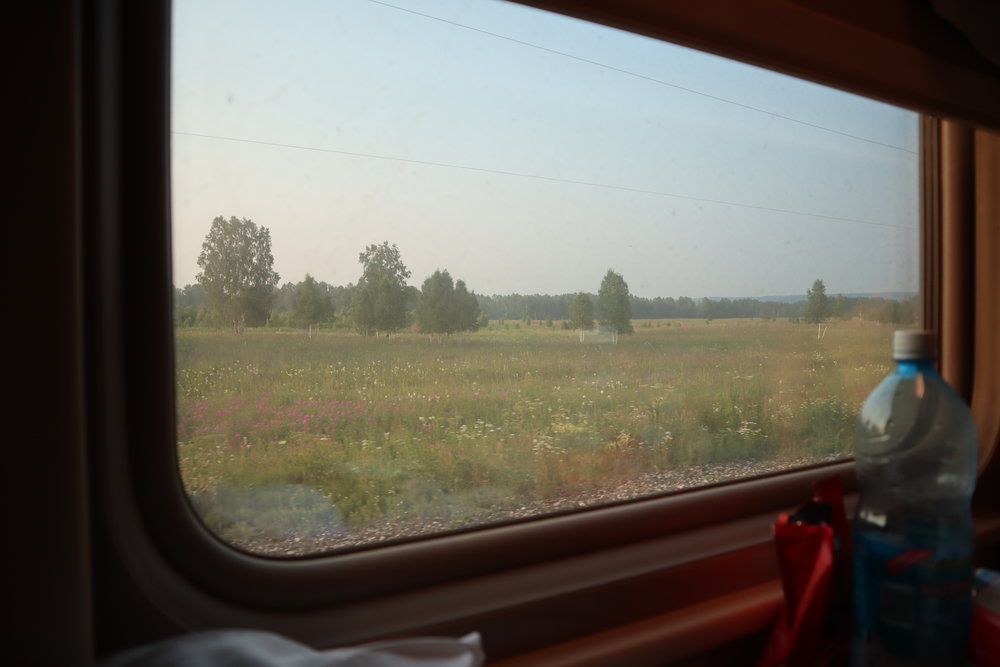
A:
176;319;894;554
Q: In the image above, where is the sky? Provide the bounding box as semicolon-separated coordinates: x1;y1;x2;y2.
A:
170;0;920;300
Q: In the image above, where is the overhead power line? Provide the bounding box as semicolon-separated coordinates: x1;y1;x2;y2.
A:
172;130;917;232
365;0;917;155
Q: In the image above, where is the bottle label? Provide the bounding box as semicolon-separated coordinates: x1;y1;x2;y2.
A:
853;527;972;665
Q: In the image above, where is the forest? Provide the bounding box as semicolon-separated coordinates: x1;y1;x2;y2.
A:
175;216;918;334
175;278;918;331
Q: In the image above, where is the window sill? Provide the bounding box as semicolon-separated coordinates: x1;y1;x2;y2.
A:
488;581;781;667
486;508;1000;665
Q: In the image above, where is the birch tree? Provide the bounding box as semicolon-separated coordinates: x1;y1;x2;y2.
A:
569;292;594;342
352;242;411;337
596;270;633;344
196;216;280;334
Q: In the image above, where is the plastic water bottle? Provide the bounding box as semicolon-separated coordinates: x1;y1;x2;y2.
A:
851;330;978;666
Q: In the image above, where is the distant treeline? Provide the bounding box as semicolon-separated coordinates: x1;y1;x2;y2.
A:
477;292;916;323
175;280;918;328
183;218;917;333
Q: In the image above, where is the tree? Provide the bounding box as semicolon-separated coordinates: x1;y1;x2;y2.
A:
196;215;280;334
878;297;917;325
596;270;633;344
174;283;208;310
676;296;698;318
453;279;481;333
569;292;594;342
352;241;411;336
805;279;830;325
293;274;335;336
417;269;455;336
833;294;847;320
174;284;208;328
416;269;481;339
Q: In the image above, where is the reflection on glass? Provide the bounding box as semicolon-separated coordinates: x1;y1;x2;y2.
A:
172;0;919;555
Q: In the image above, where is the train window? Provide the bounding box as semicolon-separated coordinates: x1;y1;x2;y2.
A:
171;0;919;556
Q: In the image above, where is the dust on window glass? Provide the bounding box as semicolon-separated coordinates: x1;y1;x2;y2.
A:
171;0;919;556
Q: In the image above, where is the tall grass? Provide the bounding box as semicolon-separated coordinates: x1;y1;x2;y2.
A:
176;319;893;548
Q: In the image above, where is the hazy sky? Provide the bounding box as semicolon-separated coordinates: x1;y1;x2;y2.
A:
171;0;920;299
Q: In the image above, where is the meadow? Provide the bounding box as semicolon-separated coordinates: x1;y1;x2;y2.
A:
176;319;894;553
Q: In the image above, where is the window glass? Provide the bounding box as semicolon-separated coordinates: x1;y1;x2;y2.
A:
172;0;919;556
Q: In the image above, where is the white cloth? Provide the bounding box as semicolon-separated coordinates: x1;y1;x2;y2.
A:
100;630;485;667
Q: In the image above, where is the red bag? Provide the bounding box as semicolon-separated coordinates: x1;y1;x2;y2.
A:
757;475;850;667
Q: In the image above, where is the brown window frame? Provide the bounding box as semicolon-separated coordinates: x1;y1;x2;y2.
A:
87;0;1000;662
